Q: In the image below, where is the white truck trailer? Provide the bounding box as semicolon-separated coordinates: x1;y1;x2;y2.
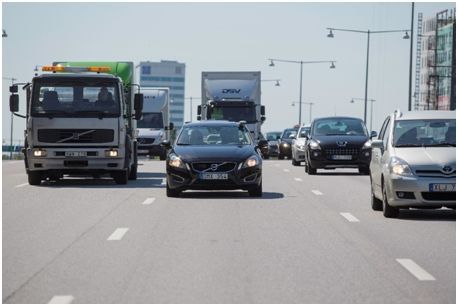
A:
198;71;265;141
136;87;172;160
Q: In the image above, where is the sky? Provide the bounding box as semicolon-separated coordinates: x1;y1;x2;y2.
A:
2;1;456;144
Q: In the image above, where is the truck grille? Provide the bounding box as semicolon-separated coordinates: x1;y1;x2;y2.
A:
191;162;237;173
38;129;114;143
138;137;155;145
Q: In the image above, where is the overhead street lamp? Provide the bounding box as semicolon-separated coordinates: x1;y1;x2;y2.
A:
3;77;17;160
350;98;376;132
268;58;335;126
327;27;410;125
292;101;315;125
184;96;201;122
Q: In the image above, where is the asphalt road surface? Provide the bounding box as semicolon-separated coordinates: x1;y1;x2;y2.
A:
2;159;455;303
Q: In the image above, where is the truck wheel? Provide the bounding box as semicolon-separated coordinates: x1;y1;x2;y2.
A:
160;152;167;161
248;181;263;197
28;171;42;185
113;170;128;185
129;143;138;180
166;182;180;197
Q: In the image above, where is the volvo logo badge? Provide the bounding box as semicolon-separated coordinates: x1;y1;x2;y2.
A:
210;164;219;171
336;141;347;147
442;165;453;174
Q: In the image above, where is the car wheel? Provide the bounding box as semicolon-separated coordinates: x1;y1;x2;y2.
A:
248;181;263;197
359;166;370;175
292;158;299;166
166;182;181;197
382;183;399;218
278;153;284;160
28;171;42;185
371;181;383;211
263;154;269;160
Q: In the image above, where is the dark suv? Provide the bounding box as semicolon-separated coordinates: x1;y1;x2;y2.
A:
305;117;376;175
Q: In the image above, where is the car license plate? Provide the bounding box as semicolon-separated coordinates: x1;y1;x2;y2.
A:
429;183;456;192
200;173;228;180
332;155;352;160
65;151;87;157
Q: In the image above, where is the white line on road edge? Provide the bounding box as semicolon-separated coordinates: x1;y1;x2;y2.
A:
48;295;74;304
294;177;303;182
283;169;290;172
107;228;129;241
396;258;436;281
15;183;28;188
142;197;156;205
340;212;360;222
311;190;323;195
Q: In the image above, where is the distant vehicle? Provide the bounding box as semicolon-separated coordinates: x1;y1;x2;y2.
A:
370;110;456;218
305;117;375;175
198;71;266;141
162;120;265;197
266;131;282;157
291;125;311;166
136;88;173;160
278;128;298;160
258;132;269;159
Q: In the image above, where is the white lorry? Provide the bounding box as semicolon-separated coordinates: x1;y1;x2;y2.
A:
198;71;265;141
136;87;172;160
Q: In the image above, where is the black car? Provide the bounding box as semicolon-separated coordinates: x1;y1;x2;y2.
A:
162;121;265;197
278;128;298;159
258;132;270;159
304;117;376;175
266;131;282;157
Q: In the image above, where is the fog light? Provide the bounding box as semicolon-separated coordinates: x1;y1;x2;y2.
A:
33;149;47;157
396;191;415;199
105;149;118;157
313;151;319;157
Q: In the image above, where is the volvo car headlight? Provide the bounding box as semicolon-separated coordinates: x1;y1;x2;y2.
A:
169;154;186;169
242;155;260;168
389;157;412;176
309;140;321;150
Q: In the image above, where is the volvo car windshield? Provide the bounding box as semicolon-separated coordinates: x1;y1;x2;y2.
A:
394;119;456;147
176;125;252;145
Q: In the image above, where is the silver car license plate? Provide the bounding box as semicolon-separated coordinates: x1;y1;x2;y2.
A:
65;151;87;157
332;155;352;160
429;183;456;192
200;173;228;180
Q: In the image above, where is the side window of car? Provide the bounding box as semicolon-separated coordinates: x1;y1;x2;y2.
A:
382;118;391;150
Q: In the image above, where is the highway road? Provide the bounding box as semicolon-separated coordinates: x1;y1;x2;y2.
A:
2;159;455;303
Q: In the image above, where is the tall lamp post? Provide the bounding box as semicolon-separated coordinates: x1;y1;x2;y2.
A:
268;58;335;126
3;77;17;160
326;27;410;124
184;96;201;122
292;101;315;125
350;97;376;132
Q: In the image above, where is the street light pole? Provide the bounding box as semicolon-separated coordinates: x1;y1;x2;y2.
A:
184;96;201;122
351;97;376;131
268;58;335;126
364;31;370;125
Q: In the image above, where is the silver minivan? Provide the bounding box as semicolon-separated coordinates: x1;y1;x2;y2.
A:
370;110;456;218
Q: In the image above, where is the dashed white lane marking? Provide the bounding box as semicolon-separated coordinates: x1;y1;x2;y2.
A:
294;177;303;182
142;197;156;205
48;295;74;304
15;183;28;188
340;212;360;222
283;169;290;172
396;259;436;281
311;189;323;195
107;228;129;241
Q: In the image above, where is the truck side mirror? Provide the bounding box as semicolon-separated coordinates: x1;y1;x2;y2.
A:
261;116;266;122
260;105;265;116
9;85;18;93
134;93;143;120
10;94;19;113
197;105;202;116
160;140;171;149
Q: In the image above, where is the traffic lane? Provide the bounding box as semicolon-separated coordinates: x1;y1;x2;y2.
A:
2;161;29;190
281;161;455;302
2;162;166;302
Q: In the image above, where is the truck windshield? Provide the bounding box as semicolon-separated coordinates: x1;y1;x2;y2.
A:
138;113;164;129
31;79;120;117
207;106;257;123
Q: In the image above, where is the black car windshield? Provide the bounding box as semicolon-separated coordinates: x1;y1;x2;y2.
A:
313;118;367;136
177;125;252;145
266;132;281;141
207;106;257;123
394;119;456;147
31;79;120;117
138;113;164;129
281;129;298;139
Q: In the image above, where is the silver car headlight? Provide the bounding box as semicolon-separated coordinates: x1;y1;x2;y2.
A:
389;156;412;176
309;140;321;150
242;155;261;168
298;144;305;151
168;154;186;169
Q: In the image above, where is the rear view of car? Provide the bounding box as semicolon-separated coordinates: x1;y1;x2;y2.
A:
266;132;281;157
370;110;456;218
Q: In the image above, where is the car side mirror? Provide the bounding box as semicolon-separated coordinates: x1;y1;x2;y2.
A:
169;122;174;130
370;131;377;139
160;140;171;149
134;93;143;120
197;105;202;116
260;105;265;116
371;139;384;150
261;116;266;122
10;94;19;113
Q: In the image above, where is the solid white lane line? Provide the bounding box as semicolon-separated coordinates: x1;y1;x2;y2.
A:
107;228;129;241
283;169;290;172
15;183;28;188
340;212;360;222
396;259;436;281
294;177;303;182
142;197;156;205
311;189;323;195
48;295;74;304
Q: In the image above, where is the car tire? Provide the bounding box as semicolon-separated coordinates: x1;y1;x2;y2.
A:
263;155;269;160
248;181;263;197
129;143;138;180
359;166;370;175
160;152;167;161
166;182;181;197
292;158;300;166
305;159;316;175
382;183;399;218
278;153;284;160
28;171;42;185
371;183;383;211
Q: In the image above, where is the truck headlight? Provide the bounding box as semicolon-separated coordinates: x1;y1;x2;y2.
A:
242;155;260;168
33;149;47;157
309;140;321;150
105;149;118;157
389;157;412;176
169;154;186;169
